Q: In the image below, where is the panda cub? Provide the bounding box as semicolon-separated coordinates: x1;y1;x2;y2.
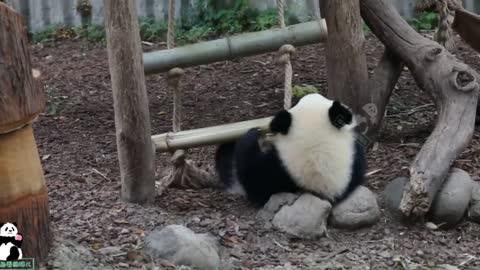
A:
0;222;23;261
215;93;366;207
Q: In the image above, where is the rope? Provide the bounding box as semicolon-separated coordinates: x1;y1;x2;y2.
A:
167;0;175;49
436;0;449;47
276;0;286;28
278;45;295;110
277;0;294;110
167;68;184;132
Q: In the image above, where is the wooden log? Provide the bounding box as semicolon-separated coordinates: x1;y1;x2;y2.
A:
452;8;480;54
323;0;403;142
0;2;50;264
0;3;44;134
104;0;155;204
324;0;369;126
0;125;50;263
361;0;480;218
365;49;403;140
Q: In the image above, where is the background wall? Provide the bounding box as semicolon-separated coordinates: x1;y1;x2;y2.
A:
3;0;480;33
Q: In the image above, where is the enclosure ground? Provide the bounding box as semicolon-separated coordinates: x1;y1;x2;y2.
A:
31;32;480;269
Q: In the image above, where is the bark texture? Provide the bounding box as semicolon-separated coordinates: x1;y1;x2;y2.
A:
104;0;155;204
361;0;480;218
0;3;44;133
324;0;369;127
0;3;50;263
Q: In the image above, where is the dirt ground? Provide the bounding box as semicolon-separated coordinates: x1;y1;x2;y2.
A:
30;31;480;269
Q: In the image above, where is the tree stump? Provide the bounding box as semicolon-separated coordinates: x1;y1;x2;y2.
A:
0;3;50;264
361;0;480;218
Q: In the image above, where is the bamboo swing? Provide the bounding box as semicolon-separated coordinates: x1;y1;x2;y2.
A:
153;0;328;192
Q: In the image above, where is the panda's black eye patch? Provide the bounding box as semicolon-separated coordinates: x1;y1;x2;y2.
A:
329;101;353;129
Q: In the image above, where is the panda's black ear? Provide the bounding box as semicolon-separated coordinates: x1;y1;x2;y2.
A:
329;100;352;129
270;110;292;135
12;222;17;228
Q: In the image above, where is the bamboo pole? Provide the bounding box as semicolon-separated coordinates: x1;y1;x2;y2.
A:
144;19;328;74
152;117;272;152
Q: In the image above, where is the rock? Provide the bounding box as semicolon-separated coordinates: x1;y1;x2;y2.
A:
430;168;473;227
329;186;380;229
145;225;220;270
271;193;331;239
49;237;95;270
468;182;480;223
256;193;300;224
381;176;408;219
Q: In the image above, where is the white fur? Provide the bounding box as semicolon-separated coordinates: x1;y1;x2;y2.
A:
272;93;357;201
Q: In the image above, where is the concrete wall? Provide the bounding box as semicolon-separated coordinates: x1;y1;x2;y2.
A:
3;0;480;33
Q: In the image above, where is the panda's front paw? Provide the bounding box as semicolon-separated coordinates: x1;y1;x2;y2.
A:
15;234;22;241
237;128;262;150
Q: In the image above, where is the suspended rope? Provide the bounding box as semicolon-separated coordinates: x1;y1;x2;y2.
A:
276;0;294;110
157;0;216;195
435;0;455;50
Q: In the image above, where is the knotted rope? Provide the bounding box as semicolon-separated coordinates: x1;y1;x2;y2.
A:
157;0;216;195
276;0;294;110
435;0;454;50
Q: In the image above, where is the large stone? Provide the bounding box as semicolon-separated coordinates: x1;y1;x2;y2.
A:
430;168;473;227
271;193;331;239
256;193;300;224
145;225;220;270
468;182;480;223
329;186;380;229
381;177;408;220
49;237;96;270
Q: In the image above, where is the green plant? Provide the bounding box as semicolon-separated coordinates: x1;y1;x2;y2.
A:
76;24;105;42
292;85;319;98
139;18;168;42
31;0;299;45
408;11;438;30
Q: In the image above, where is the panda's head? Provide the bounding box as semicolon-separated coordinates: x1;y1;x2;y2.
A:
0;223;18;237
269;93;357;138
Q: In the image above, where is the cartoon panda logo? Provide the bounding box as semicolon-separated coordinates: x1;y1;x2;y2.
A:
0;222;23;261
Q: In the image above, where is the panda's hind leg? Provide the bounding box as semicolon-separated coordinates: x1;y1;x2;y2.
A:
6;246;19;261
215;142;236;189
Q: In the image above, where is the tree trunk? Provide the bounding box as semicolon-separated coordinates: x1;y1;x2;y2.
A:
0;3;50;264
361;0;480;218
104;0;155;204
324;0;369;133
365;49;403;139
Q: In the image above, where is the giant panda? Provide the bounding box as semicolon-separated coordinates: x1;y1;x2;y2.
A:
215;93;366;207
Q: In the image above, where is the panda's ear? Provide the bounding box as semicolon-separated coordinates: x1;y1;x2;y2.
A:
329;100;353;129
12;222;17;228
270;110;292;135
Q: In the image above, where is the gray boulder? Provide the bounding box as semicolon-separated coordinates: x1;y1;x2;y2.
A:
329;186;380;229
145;225;220;270
430;168;473;227
271;193;331;239
381;177;408;220
256;193;300;224
468;182;480;223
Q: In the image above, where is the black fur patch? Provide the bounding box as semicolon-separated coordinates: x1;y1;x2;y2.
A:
329;101;353;129
270;110;292;135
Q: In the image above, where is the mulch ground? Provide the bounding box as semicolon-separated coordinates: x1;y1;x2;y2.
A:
30;31;480;269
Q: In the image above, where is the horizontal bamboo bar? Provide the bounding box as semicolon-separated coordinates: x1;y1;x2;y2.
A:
152;117;272;152
143;19;328;74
